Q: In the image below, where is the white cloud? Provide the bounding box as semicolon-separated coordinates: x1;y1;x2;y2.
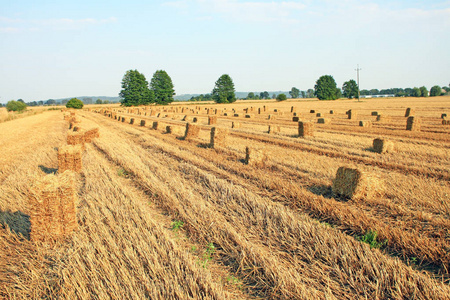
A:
0;27;20;33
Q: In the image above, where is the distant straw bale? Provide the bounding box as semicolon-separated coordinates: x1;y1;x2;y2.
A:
232;122;241;129
329;110;334;114
193;117;198;123
310;110;315;113
245;114;254;118
348;110;357;120
406;116;421;131
373;138;394;154
245;147;266;167
291;106;296;113
210;127;228;148
371;111;378;116
293;116;300;122
441;113;447;119
332;166;383;201
268;115;275;120
130;118;135;125
234;114;240;117
405;108;415;117
84;128;99;143
152;122;159;130
268;125;280;134
442;119;450;125
208;116;217;125
184;123;200;140
28;171;78;242
298;122;314;137
58;145;82;173
317;118;330;124
359;121;372;128
140;120;146;127
316;113;322;117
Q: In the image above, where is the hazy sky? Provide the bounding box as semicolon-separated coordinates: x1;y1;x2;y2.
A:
1;0;449;102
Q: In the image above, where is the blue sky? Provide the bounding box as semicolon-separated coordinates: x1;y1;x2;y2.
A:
0;0;449;102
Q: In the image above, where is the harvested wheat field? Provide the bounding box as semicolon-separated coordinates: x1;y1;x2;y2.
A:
1;97;450;299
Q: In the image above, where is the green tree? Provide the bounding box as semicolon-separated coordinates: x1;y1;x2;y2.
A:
247;92;255;100
314;75;339;100
212;74;236;103
66;98;84;109
419;86;428;97
412;87;421;97
276;93;287;101
430;85;441;97
306;89;314;98
119;69;153;106
150;70;175;105
6;100;27;112
342;79;359;99
96;99;103;104
289;87;300;99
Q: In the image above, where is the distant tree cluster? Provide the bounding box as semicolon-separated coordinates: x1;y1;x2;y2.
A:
119;69;175;106
189;94;213;101
359;85;447;97
66;98;84;109
6;100;27;112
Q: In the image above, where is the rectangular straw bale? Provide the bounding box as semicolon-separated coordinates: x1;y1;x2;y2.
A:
268;114;275;120
376;115;391;122
208;116;217;125
329;110;334;114
245;147;266;167
441;113;447;119
184;123;200;140
58;145;83;173
28;170;78;242
359;120;372;128
210;127;228;148
152;121;159;130
442;119;450;125
268;125;280;134
84;128;100;143
67;131;85;149
316;113;322;117
406;116;421;131
317;118;330;124
310;110;315;113
234;114;240;117
232;122;241;129
332;167;383;201
405;108;414;117
291;106;296;113
298;121;314;137
140;120;146;126
293;116;300;122
129;118;135;125
371;111;378;116
348;110;357;119
121;117;126;122
373;138;395;154
193;117;198;123
245;114;254;118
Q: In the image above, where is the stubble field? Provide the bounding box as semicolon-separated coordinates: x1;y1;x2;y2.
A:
1;96;450;299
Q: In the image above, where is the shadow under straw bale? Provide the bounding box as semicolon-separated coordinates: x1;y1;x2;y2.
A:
39;165;58;174
0;210;31;239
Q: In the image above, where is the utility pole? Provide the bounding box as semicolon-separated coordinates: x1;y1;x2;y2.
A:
355;64;361;102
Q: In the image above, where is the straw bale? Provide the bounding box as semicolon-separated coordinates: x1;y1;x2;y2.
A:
332;167;383;201
268;114;275;120
245;114;254;118
371;111;378;116
293;116;300;122
70;112;75;117
29;171;78;242
184;123;200;140
182;115;187;121
130;118;135;125
84;128;100;143
376;115;391;122
140;120;146;126
193;117;199;123
291;106;296;113
405;108;414;117
441;113;447;119
58;145;83;173
121;117;126;122
67;131;85;149
298;122;314;137
359;120;372;128
223;113;228;116
210;127;228;148
293;112;298;117
442;119;450;125
310;110;315;113
348;110;357;120
329;110;334;114
406;116;421;131
258;108;261;114
152;121;159;130
245;147;266;167
316;113;322;117
268;125;280;134
234;114;240;117
208;116;217;125
373;138;395;154
232;122;241;129
317;118;330;124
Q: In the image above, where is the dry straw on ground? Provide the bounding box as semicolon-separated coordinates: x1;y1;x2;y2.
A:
332;166;383;201
348;110;357;120
67;131;85;149
28;170;78;242
373;138;395;154
245;146;266;166
152;121;159;130
376;115;391;122
298;121;314;137
268;125;280;134
58;145;83;173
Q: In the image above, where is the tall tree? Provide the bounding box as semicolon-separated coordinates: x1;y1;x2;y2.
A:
412;87;421;97
119;69;153;106
247;92;255;100
419;86;428;97
342;79;359;99
150;70;175;105
314;75;339;100
430;85;442;97
289;87;300;99
212;74;236;103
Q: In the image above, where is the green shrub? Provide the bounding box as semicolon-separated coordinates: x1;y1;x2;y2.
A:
6;100;27;112
276;93;287;101
66;98;84;109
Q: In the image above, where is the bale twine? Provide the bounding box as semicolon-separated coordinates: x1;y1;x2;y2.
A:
317;118;330;124
84;128;100;143
359;120;372;128
293;116;300;122
245;147;266;167
152;121;159;130
373;138;395;154
268;125;280;134
298;121;314;137
58;145;83;173
405;108;414;117
232;122;241;129
140;120;146;127
28;171;78;242
208;116;217;125
332;167;383;201
210;127;228;148
130;118;135;125
371;111;378;116
406;116;421;131
184;123;200;140
348;110;357;120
